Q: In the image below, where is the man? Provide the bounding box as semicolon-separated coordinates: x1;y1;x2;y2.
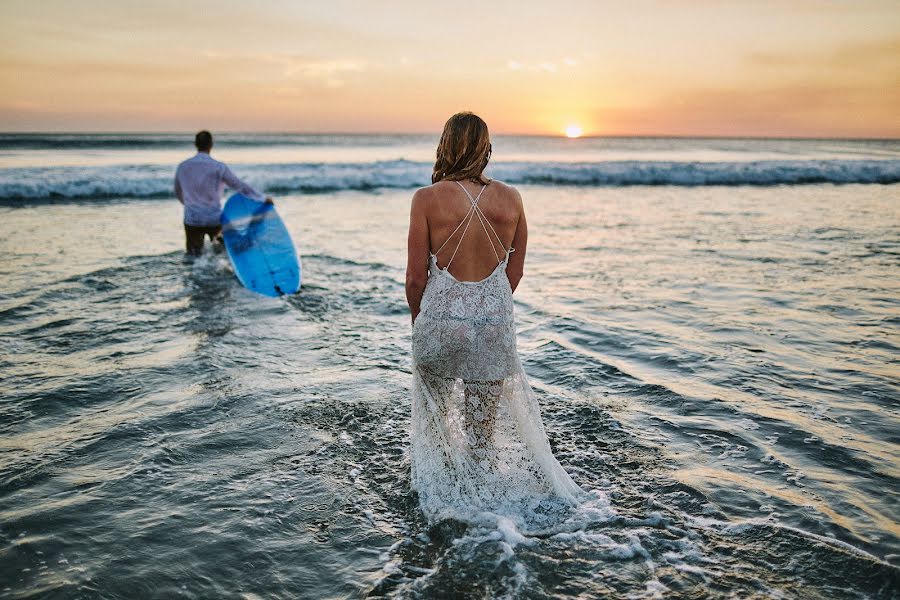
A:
174;130;271;255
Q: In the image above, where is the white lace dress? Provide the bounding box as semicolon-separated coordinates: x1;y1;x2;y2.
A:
410;183;583;524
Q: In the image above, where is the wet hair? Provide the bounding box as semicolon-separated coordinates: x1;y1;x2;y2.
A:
432;112;492;185
194;130;213;152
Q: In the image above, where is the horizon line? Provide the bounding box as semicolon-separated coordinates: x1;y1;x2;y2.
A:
1;131;898;142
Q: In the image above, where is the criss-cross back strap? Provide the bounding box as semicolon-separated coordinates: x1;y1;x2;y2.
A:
433;182;508;270
432;184;484;259
468;197;507;261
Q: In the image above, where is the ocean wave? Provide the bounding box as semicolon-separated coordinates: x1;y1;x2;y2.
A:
498;159;900;186
1;159;898;200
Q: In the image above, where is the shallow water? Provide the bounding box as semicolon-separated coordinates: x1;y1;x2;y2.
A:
1;178;898;598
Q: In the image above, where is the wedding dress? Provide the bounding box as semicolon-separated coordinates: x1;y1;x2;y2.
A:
410;182;583;524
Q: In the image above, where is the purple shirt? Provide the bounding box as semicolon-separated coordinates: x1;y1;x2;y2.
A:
174;153;263;226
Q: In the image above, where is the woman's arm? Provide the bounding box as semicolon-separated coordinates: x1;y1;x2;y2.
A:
506;187;528;294
406;189;430;324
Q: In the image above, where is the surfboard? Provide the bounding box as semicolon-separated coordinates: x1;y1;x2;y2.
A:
221;193;301;297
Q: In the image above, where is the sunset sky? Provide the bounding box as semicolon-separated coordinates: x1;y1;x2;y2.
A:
1;0;898;137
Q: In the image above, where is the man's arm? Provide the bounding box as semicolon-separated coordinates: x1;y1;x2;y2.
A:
221;164;265;202
174;171;184;204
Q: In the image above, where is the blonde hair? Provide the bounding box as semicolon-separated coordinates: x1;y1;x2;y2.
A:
432;112;492;185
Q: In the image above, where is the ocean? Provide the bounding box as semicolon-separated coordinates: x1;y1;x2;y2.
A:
1;134;898;598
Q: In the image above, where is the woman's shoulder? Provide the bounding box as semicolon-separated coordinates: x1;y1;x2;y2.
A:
411;179;522;209
411;183;440;209
410;180;465;205
485;179;521;199
482;180;523;213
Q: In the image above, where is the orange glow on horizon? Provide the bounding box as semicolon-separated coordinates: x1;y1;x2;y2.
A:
0;1;897;137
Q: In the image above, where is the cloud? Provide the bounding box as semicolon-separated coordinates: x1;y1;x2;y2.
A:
271;57;366;87
746;36;900;72
600;78;900;138
506;58;578;72
202;52;367;87
595;35;900;137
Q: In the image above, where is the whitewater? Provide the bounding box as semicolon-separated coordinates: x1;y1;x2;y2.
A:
0;134;898;201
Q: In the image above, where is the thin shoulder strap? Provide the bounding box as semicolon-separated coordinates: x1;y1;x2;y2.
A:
433;205;474;257
448;183;494;266
471;203;507;262
433;182;486;259
457;182;507;264
445;213;476;268
455;181;484;204
433;181;509;269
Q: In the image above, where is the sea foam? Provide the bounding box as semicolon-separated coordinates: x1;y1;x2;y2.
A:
1;159;898;201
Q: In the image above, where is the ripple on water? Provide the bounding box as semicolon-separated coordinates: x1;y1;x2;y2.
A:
2;184;899;598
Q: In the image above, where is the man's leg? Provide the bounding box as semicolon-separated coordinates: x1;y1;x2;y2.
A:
184;224;205;256
206;226;224;252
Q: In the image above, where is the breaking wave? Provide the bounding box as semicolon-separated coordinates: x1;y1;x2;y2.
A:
1;159;898;201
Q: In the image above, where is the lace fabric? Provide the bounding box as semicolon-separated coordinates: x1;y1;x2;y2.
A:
411;254;584;525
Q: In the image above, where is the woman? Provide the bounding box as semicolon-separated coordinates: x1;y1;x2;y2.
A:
406;112;583;524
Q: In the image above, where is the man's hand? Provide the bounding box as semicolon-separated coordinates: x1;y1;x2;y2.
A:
264;197;274;205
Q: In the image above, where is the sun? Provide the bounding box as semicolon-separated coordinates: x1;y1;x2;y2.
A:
564;124;583;138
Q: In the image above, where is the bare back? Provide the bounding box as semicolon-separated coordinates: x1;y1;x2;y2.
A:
424;180;524;282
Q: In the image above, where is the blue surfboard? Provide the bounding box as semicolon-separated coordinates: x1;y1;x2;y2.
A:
221;193;301;297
